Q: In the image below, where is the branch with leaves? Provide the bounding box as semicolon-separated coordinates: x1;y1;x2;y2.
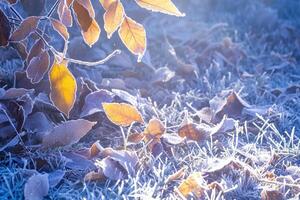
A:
0;0;184;117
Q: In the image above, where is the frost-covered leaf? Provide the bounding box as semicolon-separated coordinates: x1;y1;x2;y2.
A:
57;0;73;27
24;173;49;200
177;172;205;198
50;18;69;40
10;16;40;41
26;50;50;84
42;119;96;148
0;10;11;47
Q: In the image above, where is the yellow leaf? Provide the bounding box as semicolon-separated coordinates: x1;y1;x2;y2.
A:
118;16;146;62
103;0;124;39
99;0;117;10
49;59;76;117
135;0;185;17
178;172;205;198
102;103;143;126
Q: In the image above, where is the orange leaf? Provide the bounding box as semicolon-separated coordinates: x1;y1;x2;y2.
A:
0;10;11;47
26;50;50;84
135;0;185;17
177;172;205;198
144;118;165;140
50;18;69;40
118;16;146;62
102;103;143;126
49;59;77;117
73;0;100;46
103;0;124;39
10;16;40;41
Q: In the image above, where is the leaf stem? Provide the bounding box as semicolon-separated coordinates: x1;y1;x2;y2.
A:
47;0;60;18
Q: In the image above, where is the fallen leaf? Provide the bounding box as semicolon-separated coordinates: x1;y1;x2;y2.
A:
48;170;65;188
162;133;185;145
26;50;50;84
118;16;146;62
177;172;205;198
103;0;124;38
166;167;186;184
50;18;69;40
144;118;165;141
127;132;144;143
73;0;100;46
24;112;54;134
0;9;11;47
135;0;185;17
0;88;34;100
63;152;97;171
261;188;284;200
49;59;77;117
24;173;49;200
42;119;96;148
178;123;206;142
102;103;143;126
10;16;40;41
84;169;106;182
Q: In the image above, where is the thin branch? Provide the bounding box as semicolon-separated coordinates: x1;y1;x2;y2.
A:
9;6;23;21
65;49;121;66
47;0;60;18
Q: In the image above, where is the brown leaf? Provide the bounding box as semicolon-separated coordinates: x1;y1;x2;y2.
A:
178;123;206;142
26;50;50;84
10;16;40;41
6;0;18;4
50;18;69;41
177;172;205;198
118;16;146;62
102;103;144;126
73;0;100;46
49;59;77;117
42;119;96;148
103;0;124;38
76;0;95;18
261;189;284;200
0;9;11;47
57;0;73;27
11;41;28;60
27;39;45;64
127;132;144;143
24;173;49;200
84;169;106;182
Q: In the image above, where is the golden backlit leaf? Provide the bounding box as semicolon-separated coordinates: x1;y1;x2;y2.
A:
118;16;146;62
57;0;73;27
102;103;143;126
99;0;116;10
49;59;77;117
103;0;124;39
50;18;69;40
144;118;165;141
177;172;205;198
10;16;40;41
26;50;50;84
73;0;100;46
135;0;185;17
0;9;11;47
